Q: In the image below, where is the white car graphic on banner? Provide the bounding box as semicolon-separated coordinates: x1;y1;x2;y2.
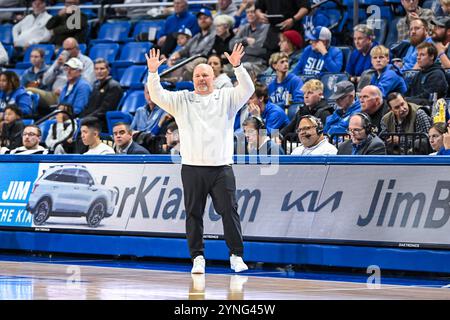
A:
27;164;118;227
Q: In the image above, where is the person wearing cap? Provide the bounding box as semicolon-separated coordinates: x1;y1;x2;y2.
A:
229;4;269;75
167;7;216;80
346;24;378;83
369;45;407;98
157;0;200;56
401;18;433;72
173;27;193;54
279;30;303;71
58;57;92;116
337;113;386;155
255;0;310;54
293;26;343;77
405;42;448;106
396;0;435;43
431;16;450;68
323;80;361;136
267;52;304;109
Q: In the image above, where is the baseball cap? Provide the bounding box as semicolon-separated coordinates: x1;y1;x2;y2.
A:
176;27;192;37
306;26;332;42
329;81;355;100
64;57;83;70
282;30;303;49
431;16;450;29
196;8;212;18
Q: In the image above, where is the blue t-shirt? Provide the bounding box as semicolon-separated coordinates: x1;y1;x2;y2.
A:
267;73;304;107
346;42;378;77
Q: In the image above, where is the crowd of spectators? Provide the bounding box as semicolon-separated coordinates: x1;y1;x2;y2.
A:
1;0;450;156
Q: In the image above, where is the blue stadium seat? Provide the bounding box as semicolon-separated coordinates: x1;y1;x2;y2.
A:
7;68;26;77
112;42;153;68
120;65;147;89
88;43;120;62
337;46;352;70
22;119;35;126
299;74;317;83
92;22;132;43
385;17;402;48
287;104;300;121
128;20;165;42
26;91;40;115
16;44;56;69
0;24;13;45
422;0;436;10
120;90;146;114
39;119;57;142
105;111;133;135
403;69;419;87
321;72;350;100
365;18;388;45
3;44;13;59
175;81;194;91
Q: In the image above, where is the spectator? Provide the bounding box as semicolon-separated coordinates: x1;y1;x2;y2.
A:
21;48;49;90
406;42;448;106
0;42;8;66
0;71;33;117
293;26;343;76
231;0;256;29
158;0;200;57
291;115;337;155
229;4;269;75
359;85;390;134
401;18;433;72
119;0;158;19
161;121;180;155
248;82;289;135
381;92;432;153
131;85;167;135
81;58;123;131
279;30;303;70
397;0;435;42
255;0;310;54
370;45;407;98
12;0;52;49
337;113;386;155
172;27;193;55
430;17;450;68
168;8;216;81
45;0;89;46
59;37;95;84
208;54;233;89
45;103;77;154
80;117;115;155
0;104;24;150
113;122;150;154
429;122;446;155
324;81;362;136
437;0;450;16
267;52;304;108
279;79;334;141
211;15;236;66
0;125;48;154
58;58;92;116
347;24;377;84
241;116;285;155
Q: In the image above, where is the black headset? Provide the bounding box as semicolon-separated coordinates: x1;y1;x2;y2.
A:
250;116;266;130
354;112;373;135
299;115;323;134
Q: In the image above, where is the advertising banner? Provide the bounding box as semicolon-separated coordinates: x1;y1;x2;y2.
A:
1;161;450;248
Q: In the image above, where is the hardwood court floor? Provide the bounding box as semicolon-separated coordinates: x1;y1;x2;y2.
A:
0;258;450;300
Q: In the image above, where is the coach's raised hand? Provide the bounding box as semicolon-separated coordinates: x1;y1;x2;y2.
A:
224;43;245;68
145;48;167;74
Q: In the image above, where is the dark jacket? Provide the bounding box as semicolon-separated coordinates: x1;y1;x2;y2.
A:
126;141;150;155
46;11;88;45
406;63;448;106
367;100;390;135
81;77;124;131
280;99;334;139
337;134;386;155
0;120;24;150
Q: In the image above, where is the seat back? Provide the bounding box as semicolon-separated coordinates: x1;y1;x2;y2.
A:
320;73;350;100
106;111;133;134
120;65;146;89
89;43;120;62
120;90;146;114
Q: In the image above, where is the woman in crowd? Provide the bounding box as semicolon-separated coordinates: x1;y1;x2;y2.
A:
207;54;233;89
0;70;33;117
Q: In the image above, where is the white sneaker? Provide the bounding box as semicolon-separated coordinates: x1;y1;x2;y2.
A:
230;254;248;273
191;255;205;274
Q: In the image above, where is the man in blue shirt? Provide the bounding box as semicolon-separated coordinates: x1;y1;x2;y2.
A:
58;57;92;116
130;85;166;135
324;80;361;136
402;18;433;72
293;26;343;76
158;0;200;58
346;24;377;83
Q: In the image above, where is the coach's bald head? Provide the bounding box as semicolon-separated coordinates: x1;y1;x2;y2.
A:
193;63;215;95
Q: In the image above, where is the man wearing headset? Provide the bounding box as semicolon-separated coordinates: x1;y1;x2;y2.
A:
337;112;387;155
241;116;285;155
290;115;337;155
